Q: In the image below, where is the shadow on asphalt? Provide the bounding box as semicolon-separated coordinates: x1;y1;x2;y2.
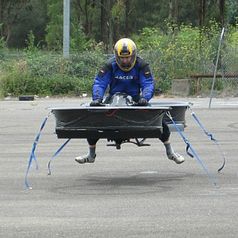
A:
49;171;194;196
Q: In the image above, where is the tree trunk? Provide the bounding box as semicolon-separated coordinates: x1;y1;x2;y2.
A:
0;0;3;36
100;0;107;44
219;0;225;26
84;0;89;35
198;0;206;28
125;0;130;36
108;0;113;53
169;0;178;24
5;23;11;45
169;0;173;21
174;0;179;23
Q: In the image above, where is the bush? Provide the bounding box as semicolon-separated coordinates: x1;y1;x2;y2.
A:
1;22;237;97
0;60;37;95
0;49;106;96
133;22;222;92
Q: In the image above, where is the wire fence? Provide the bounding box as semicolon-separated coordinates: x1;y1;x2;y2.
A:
193;29;238;98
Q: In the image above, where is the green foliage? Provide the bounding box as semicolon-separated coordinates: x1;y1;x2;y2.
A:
6;0;47;48
45;0;63;50
0;24;6;50
0;38;5;50
224;26;238;73
0;50;106;96
25;30;40;53
227;0;238;25
70;24;96;52
0;60;37;95
133;22;223;92
227;26;238;46
0;0;31;47
1;0;237;50
111;0;126;20
1;22;237;97
45;0;96;52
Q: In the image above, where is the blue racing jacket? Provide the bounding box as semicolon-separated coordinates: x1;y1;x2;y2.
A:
92;56;155;101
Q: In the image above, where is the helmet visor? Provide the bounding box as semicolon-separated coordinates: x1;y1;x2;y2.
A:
116;55;136;71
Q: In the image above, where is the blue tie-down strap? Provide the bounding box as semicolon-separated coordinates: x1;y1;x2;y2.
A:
166;112;217;186
47;138;71;175
189;107;226;172
25;112;51;189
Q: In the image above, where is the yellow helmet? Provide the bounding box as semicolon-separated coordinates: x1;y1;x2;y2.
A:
114;38;137;72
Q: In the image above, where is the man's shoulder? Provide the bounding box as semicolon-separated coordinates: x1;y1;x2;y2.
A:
97;57;115;77
136;56;149;69
136;56;152;78
106;56;116;66
100;57;115;71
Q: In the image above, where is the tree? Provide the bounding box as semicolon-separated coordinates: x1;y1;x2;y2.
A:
8;0;48;48
100;0;107;44
198;0;206;28
124;0;131;36
226;0;238;25
169;0;179;24
73;0;96;36
45;0;63;50
0;0;30;45
2;0;237;49
46;0;96;51
219;0;225;26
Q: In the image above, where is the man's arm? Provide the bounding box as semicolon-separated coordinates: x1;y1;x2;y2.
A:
138;61;155;101
92;62;112;101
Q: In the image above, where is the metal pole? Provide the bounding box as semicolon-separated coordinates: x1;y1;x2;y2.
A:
209;27;225;108
63;0;70;58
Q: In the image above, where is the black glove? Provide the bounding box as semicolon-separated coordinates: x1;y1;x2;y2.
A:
137;97;148;106
90;99;103;106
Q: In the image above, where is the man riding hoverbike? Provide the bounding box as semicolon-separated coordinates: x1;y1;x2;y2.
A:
75;38;185;164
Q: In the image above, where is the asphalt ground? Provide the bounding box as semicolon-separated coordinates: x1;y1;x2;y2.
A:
0;97;238;238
